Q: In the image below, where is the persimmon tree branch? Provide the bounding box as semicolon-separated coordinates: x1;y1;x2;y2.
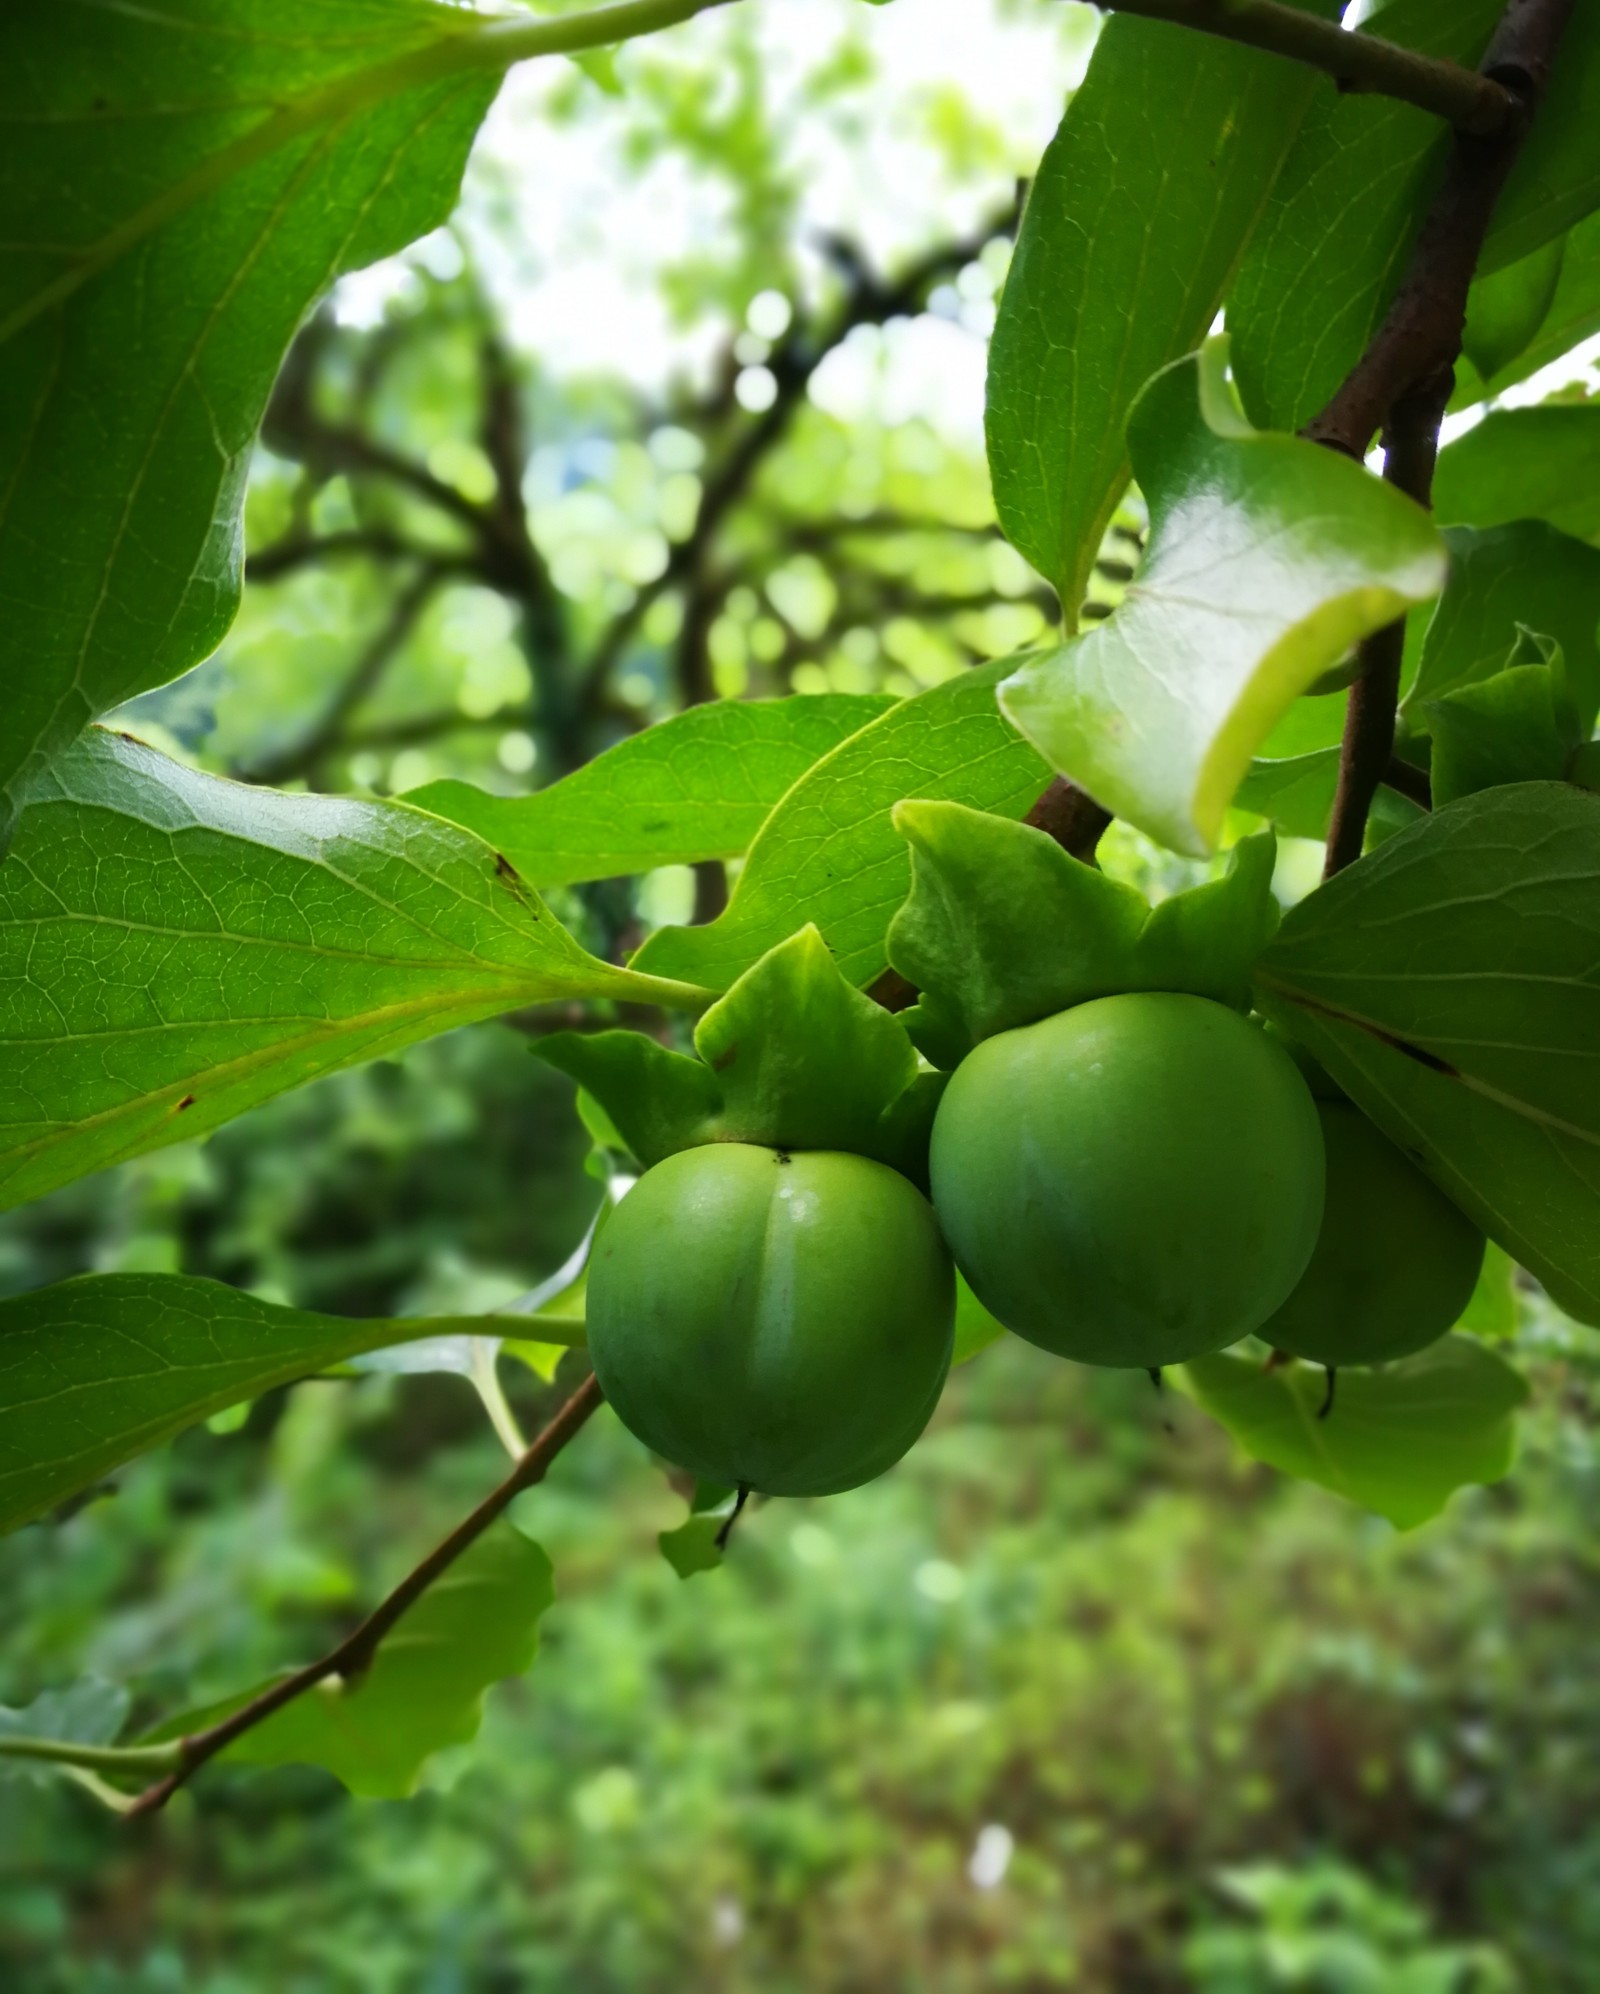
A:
1311;0;1574;873
115;1373;604;1820
1105;0;1518;134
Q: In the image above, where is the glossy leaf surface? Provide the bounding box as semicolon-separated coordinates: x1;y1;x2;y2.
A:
631;661;1046;990
1000;348;1446;855
407;695;894;885
0;0;503;837
1256;784;1600;1324
1181;1338;1527;1530
986;6;1333;609
0;731;702;1215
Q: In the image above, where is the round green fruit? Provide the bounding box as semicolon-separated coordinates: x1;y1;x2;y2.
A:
1259;1100;1485;1367
928;991;1325;1369
586;1144;955;1497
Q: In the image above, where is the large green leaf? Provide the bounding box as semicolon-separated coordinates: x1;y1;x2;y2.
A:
1227;0;1501;432
1432;406;1600;541
0;730;704;1214
1255;783;1600;1324
1180;1338;1527;1530
1403;522;1600;730
1234;750;1423;846
0;1272;581;1534
0;0;714;840
406;695;894;886
163;1523;555;1798
630;661;1047;991
1228;0;1600;430
984;4;1336;613
998;347;1446;856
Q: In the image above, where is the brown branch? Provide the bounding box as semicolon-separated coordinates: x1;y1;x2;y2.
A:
126;1374;604;1819
1383;753;1433;811
1107;0;1517;134
1313;0;1573;872
247;529;479;584
238;566;445;787
1308;0;1575;461
580;198;1024;707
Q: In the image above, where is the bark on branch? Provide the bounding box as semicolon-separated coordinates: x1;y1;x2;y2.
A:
1107;0;1519;134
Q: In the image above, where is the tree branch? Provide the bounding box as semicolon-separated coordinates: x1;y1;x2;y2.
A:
238;565;445;787
124;1373;604;1819
1312;0;1573;871
247;528;478;584
1307;0;1575;460
580;197;1023;707
1106;0;1518;134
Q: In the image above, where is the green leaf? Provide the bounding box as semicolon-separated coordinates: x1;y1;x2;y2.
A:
1432;405;1600;542
539;927;940;1179
952;1274;1006;1367
405;695;895;886
985;5;1336;610
1453;209;1600;406
0;1680;129;1789
0;1271;548;1534
0;0;499;838
0;0;716;836
1458;1241;1519;1340
164;1524;555;1799
1480;3;1600;276
1234;751;1424;846
630;660;1046;991
1424;645;1578;808
0;730;704;1214
658;1516;727;1580
1180;1337;1527;1530
998;345;1447;856
1403;522;1600;732
1228;0;1501;432
1255;784;1600;1325
886;802;1279;1065
1461;236;1567;384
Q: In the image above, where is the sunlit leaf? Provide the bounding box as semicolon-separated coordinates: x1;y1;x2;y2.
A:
406;695;894;885
0;1271;558;1534
999;345;1446;855
0;730;704;1214
1256;784;1600;1324
1453;209;1600;406
631;661;1046;990
986;3;1336;608
1181;1337;1527;1529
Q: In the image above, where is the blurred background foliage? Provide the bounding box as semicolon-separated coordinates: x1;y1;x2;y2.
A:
3;0;1599;1986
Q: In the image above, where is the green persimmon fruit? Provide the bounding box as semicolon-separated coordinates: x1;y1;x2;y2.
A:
928;991;1324;1370
587;1144;955;1497
1259;1100;1485;1367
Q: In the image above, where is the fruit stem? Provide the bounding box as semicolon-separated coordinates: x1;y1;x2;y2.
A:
715;1483;752;1550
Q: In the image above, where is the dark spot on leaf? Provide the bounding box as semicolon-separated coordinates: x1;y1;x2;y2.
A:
175;1094;197;1112
91;97;109;113
774;1151;792;1166
711;1043;739;1072
495;851;521;882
